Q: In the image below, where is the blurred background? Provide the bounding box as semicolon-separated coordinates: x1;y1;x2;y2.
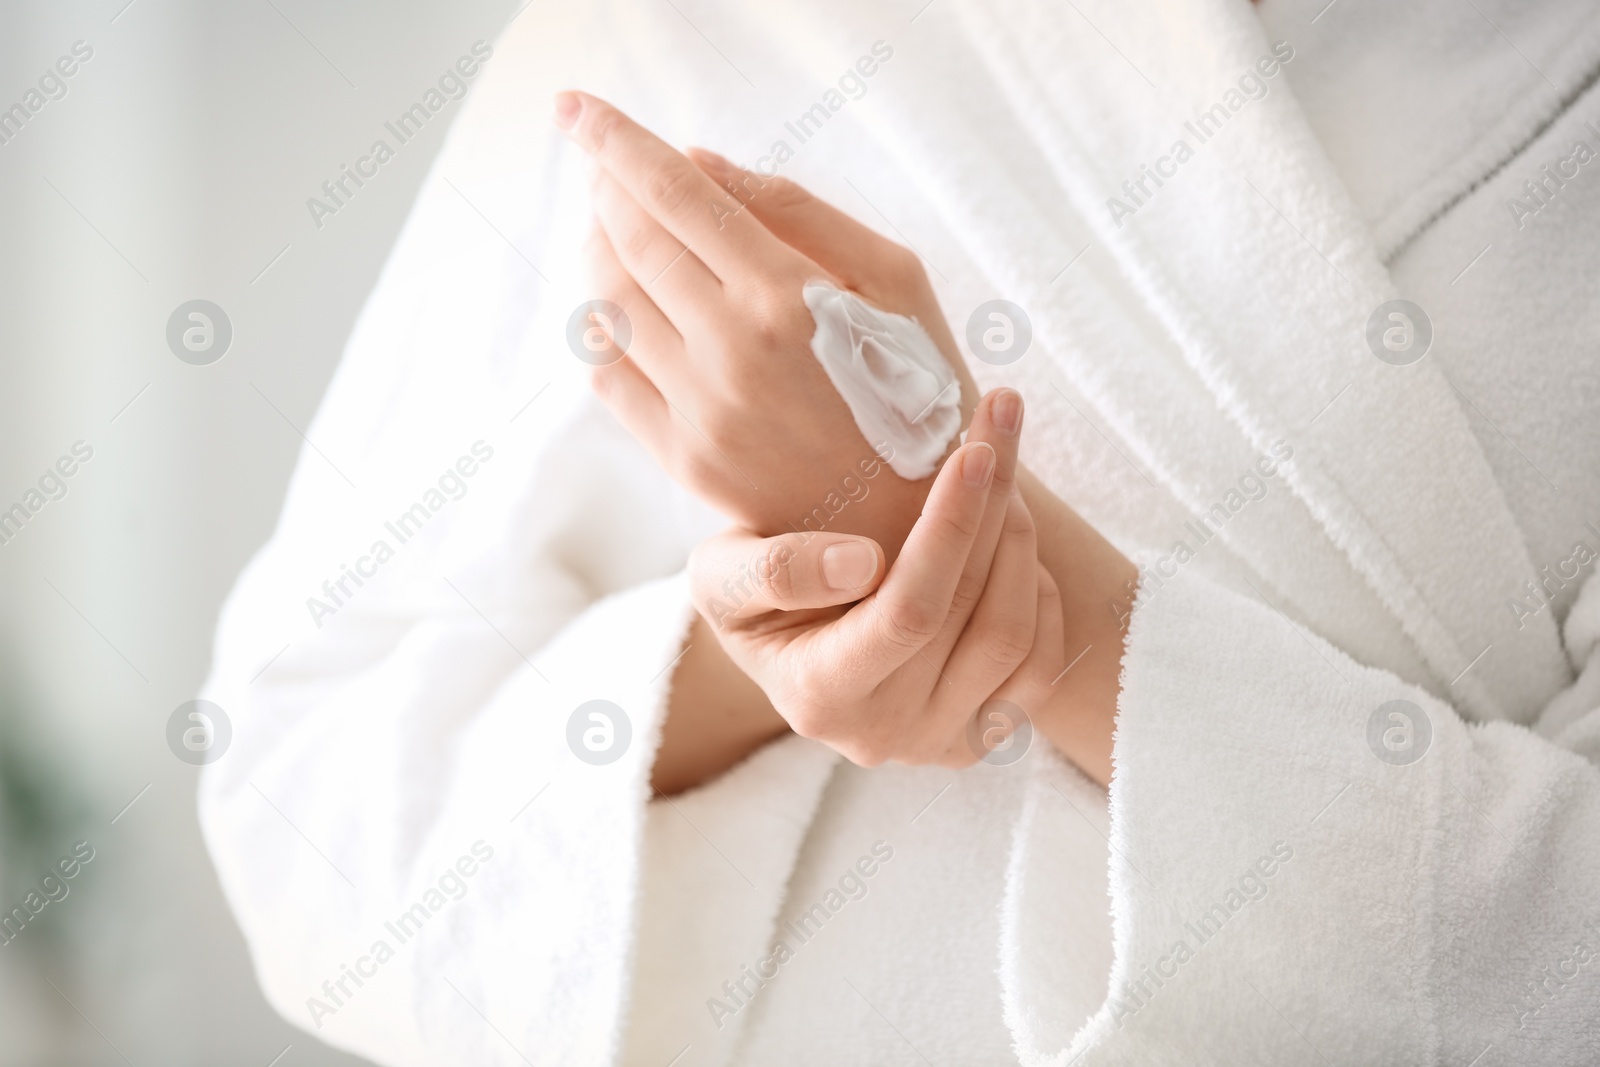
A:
0;1;520;1062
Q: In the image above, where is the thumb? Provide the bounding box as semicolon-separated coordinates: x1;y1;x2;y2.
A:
689;529;885;626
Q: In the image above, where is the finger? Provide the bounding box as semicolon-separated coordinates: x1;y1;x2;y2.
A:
932;484;1040;732
951;563;1066;767
588;217;688;383
689;529;885;626
556;91;791;282
921;388;1025;660
686;148;979;425
687;149;918;298
820;440;997;676
592;170;722;335
966;563;1068;764
589;354;671;457
828;480;1033;769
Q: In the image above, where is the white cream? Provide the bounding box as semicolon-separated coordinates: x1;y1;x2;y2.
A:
802;281;961;480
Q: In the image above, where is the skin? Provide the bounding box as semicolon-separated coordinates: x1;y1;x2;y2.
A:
555;91;1136;793
683;393;1064;769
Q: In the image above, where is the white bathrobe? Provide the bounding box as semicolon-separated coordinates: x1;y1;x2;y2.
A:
198;0;1600;1064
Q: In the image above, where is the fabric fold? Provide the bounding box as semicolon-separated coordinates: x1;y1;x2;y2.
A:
948;0;1570;722
622;735;841;1067
203;559;700;1065
1003;567;1600;1066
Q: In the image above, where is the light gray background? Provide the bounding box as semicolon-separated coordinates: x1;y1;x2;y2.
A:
0;1;519;1062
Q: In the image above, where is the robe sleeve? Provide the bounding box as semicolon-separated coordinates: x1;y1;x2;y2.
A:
189;16;826;1060
621;735;840;1067
1005;568;1600;1067
194;386;683;1067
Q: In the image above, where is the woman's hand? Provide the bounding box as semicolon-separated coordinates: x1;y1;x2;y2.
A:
678;389;1063;770
557;91;976;557
554;92;1137;790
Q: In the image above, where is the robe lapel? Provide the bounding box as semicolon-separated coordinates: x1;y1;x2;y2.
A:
936;0;1570;720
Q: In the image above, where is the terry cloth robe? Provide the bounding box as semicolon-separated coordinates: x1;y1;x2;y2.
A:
197;0;1600;1064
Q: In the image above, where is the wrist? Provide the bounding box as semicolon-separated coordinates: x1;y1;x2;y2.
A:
652;614;789;795
1016;465;1135;788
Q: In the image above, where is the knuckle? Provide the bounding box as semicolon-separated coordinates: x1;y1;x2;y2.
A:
587;108;623;155
948;572;985;619
883;594;943;646
989;452;1020;493
982;615;1036;666
714;169;758;204
935;506;984;544
790;661;833;705
739;288;806;349
839;737;889;769
786;699;840;745
693;404;743;455
753;541;795;603
672;439;722;492
785;706;825;741
618;221;657;265
1003;495;1035;535
748;313;788;357
645;163;697;216
1034;565;1063;606
998;486;1036;527
1020;651;1059;694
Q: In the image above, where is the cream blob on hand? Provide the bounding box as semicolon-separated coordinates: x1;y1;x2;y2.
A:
802;281;961;481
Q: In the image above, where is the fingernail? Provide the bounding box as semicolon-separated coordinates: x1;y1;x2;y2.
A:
822;541;878;591
992;389;1023;436
553;91;581;130
962;443;996;487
